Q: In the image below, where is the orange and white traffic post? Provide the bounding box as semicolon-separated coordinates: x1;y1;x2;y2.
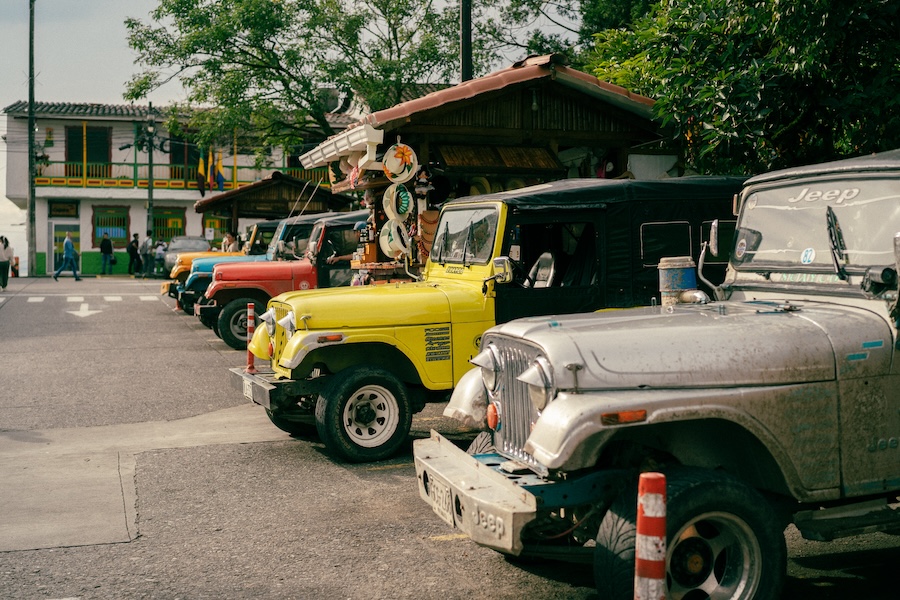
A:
634;472;667;600
245;302;257;374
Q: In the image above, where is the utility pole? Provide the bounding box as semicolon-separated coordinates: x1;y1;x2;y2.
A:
460;0;472;82
27;0;36;275
146;102;155;234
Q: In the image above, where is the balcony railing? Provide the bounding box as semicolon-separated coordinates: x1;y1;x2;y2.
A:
34;160;328;191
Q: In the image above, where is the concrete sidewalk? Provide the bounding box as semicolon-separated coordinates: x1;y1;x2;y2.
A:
0;404;286;552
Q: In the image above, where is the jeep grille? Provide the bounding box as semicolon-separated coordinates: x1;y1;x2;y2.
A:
489;336;542;471
272;300;291;375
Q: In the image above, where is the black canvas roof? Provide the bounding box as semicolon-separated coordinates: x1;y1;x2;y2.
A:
445;176;746;211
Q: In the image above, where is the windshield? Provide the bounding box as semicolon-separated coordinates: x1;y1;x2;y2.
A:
429;206;499;265
733;176;900;272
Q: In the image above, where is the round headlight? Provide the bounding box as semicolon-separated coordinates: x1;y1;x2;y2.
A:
470;344;502;393
257;308;277;336
517;356;554;411
277;310;297;339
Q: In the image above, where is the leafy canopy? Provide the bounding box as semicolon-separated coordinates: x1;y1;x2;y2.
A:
125;0;461;155
588;0;900;174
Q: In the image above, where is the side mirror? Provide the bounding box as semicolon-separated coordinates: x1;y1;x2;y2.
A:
276;240;286;255
709;219;720;258
492;256;513;284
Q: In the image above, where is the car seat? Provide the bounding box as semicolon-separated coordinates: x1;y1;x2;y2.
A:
525;252;555;288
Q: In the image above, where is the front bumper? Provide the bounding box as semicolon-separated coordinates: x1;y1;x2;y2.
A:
413;431;539;555
163;281;178;297
195;301;221;320
179;287;200;306
228;367;329;410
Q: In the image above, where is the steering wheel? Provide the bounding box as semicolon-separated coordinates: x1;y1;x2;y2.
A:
507;257;534;288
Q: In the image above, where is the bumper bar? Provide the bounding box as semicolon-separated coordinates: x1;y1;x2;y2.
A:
413;430;539;555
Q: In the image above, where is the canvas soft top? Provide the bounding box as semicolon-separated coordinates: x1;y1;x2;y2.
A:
444;176;746;212
745;148;900;187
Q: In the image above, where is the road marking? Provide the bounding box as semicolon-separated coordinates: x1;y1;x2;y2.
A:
104;296;123;301
67;303;103;318
67;296;84;302
0;297;5;304
27;297;44;302
139;296;158;302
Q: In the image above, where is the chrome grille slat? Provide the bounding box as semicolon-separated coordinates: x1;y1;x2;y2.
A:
491;337;541;468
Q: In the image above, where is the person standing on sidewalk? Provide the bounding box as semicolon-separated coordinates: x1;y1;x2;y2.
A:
0;235;13;291
140;230;154;278
127;233;140;274
100;233;114;275
53;231;82;281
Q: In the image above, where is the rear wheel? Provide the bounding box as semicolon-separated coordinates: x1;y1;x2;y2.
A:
594;467;786;600
315;366;412;462
217;298;259;350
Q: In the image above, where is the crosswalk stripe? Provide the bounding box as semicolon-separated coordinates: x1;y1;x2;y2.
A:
67;296;84;302
27;297;44;303
139;296;158;301
104;296;123;301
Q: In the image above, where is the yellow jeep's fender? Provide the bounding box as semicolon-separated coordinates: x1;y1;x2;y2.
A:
260;278;494;391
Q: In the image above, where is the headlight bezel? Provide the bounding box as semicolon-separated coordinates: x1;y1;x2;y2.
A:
470;343;503;394
517;355;555;411
276;310;297;339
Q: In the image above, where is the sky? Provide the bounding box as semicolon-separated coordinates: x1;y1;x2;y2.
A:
0;0;186;273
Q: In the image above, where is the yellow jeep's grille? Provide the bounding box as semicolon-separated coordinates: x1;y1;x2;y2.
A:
272;301;291;376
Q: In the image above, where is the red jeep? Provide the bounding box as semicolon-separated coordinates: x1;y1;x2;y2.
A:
199;210;368;349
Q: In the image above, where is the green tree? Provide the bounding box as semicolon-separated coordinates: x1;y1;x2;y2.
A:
125;0;461;155
589;0;900;174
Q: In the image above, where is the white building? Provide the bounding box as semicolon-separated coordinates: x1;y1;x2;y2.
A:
2;101;326;275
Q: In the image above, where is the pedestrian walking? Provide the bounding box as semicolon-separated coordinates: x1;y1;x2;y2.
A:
140;230;154;278
0;235;13;291
155;240;166;275
100;232;114;275
127;233;141;274
53;231;82;281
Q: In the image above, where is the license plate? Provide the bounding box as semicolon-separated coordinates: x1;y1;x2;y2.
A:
428;473;454;527
243;378;254;401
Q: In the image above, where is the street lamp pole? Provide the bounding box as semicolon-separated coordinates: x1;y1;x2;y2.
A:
146;102;155;234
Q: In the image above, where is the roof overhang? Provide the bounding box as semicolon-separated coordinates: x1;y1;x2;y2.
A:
299;124;384;169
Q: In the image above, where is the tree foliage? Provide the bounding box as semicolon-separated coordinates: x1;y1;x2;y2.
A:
125;0;461;156
588;0;900;174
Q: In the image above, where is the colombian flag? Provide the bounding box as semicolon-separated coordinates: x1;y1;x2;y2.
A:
208;149;215;191
216;152;225;191
197;152;206;197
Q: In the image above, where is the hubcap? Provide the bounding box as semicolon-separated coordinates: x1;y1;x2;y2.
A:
342;384;400;448
667;512;761;600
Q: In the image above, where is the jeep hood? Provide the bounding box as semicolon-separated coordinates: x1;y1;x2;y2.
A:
491;301;893;388
273;281;484;329
216;260;306;282
191;254;268;273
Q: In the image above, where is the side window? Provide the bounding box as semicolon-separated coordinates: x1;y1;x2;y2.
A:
641;221;692;267
506;221;596;288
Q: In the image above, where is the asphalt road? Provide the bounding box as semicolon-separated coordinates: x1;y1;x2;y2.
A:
0;276;897;599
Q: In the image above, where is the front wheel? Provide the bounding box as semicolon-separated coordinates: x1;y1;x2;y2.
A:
217;298;258;350
315;366;412;462
594;467;786;600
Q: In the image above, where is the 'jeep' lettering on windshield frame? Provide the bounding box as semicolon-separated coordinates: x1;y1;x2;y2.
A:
445;266;464;274
425;326;451;362
786;187;860;204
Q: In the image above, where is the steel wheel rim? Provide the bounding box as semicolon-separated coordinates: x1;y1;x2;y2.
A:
341;384;400;448
667;511;762;600
229;309;248;339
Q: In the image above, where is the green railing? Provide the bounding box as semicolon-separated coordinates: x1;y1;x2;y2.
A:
34;161;328;191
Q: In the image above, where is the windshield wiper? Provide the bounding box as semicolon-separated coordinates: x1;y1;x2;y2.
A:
826;206;848;281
